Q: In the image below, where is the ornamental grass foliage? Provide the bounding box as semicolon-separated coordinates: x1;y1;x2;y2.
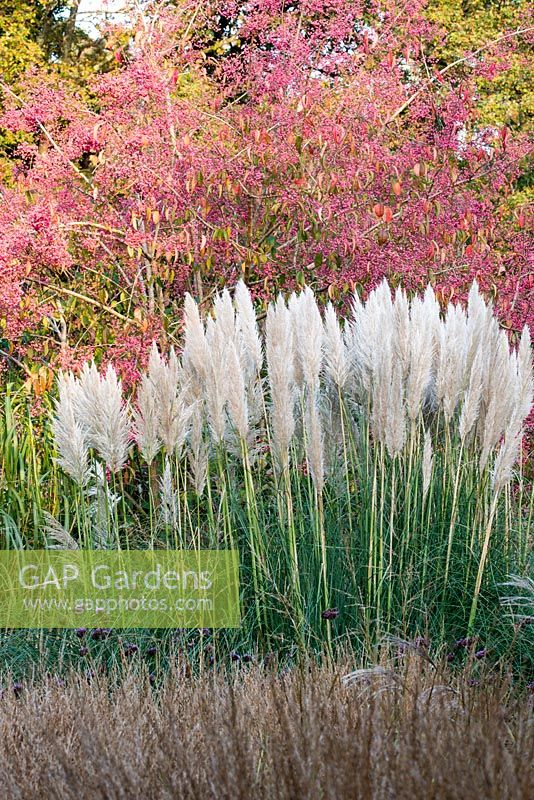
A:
2;279;529;660
0;657;532;800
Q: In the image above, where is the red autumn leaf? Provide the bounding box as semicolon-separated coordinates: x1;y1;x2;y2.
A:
372;203;384;218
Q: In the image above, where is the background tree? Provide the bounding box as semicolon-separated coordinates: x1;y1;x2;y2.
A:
0;0;531;390
0;1;113;79
427;0;533;210
427;0;533;131
0;1;114;167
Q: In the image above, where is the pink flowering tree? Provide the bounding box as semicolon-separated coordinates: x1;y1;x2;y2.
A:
0;0;532;385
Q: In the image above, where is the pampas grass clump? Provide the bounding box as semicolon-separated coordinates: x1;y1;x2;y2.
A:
42;280;534;651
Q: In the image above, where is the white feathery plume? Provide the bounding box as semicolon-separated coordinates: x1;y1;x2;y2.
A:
489;328;530;494
74;362;130;473
479;331;515;470
213;287;236;343
465;281;494;376
464;283;494;435
364;284;396;444
368;279;394;318
346;289;372;397
371;336;394;445
491;325;534;487
422;429;433;499
342;320;360;400
43;511;79;549
511;325;534;430
234;280;263;381
294;286;323;393
290;287;325;489
234;280;264;430
435;303;468;423
288;291;305;391
459;348;484;442
492;431;522;493
226;340;249;440
323;302;348;389
424;282;440;309
52;372;90;485
131;370;161;465
406;292;435;421
348;280;395;403
146;344;192;456
367;280;395;388
204;315;230;443
266;295;296;472
384;361;406;457
420;285;440;407
182;293;210;383
474;320;500;439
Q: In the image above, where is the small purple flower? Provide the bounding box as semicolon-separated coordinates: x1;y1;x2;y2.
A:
526;680;534;693
75;628;87;639
146;645;158;657
455;636;477;650
91;627;112;641
12;682;23;698
446;652;455;662
242;654;253;663
230;651;241;662
321;608;340;620
79;646;89;657
123;642;139;656
474;648;488;660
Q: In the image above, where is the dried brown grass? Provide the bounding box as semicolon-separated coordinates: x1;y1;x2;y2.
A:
0;656;532;799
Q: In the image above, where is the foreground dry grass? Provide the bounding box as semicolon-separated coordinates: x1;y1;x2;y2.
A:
0;656;532;800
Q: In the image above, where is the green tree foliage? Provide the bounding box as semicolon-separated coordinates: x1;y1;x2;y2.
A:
427;0;533;131
0;2;44;83
0;1;113;81
0;1;115;170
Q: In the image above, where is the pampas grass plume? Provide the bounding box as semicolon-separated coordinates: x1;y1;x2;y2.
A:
75;362;130;473
234;280;263;380
52;372;90;485
226;340;249;440
323;302;348;389
132;370;161;465
266;295;296;472
147;344;192;456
